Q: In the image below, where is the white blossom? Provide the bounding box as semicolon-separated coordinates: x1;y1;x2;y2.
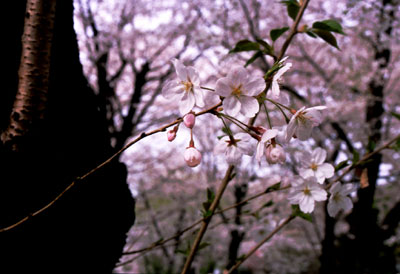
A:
288;176;327;213
256;129;278;162
215;67;265;118
297;147;334;184
271;60;292;99
286;106;327;142
327;182;356;217
214;132;255;164
162;59;204;115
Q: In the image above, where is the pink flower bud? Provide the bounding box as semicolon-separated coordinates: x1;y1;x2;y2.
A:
167;130;176;142
184;147;202;167
266;145;286;164
183;113;196;129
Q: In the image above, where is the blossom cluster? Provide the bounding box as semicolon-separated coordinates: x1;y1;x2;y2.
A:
162;58;356;217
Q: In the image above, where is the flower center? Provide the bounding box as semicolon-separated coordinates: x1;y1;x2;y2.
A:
310;163;318;171
231;85;242;97
225;138;241;146
297;112;309;125
303;187;311;196
181;80;193;92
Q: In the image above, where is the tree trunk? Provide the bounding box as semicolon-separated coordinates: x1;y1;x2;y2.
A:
0;1;135;272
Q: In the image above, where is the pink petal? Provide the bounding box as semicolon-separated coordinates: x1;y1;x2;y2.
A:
239;96;259;118
224;96;241;117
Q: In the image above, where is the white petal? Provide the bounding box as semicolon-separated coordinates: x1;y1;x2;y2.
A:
187;67;200;85
224;96;241;117
299;168;314;180
256;142;265;162
288;191;304;204
285;118;297;142
318;163;334;179
228;67;248;87
298;151;312;168
311;188;327;201
274;62;292;79
314;169;326;183
179;92;195;115
261;129;278;143
226;146;240;165
235;133;254;156
271;80;280;98
327;199;340;217
340;196;353;211
312;147;327;164
193;87;205;108
172;59;187;81
214;137;229;155
162;81;183;99
296;119;313;140
306;109;323;126
340;184;357;196
299;195;315;213
329;182;342;195
307;105;327;111
239;96;259;118
291;176;305;187
215;77;233;97
242;78;266;96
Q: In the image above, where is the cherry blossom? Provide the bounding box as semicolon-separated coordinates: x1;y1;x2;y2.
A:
327;182;357;217
297;147;334;184
285;106;327;142
255;128;278;162
271;59;292;99
184;147;202;167
183;113;196;129
167;130;176;142
287;176;327;213
215;67;265;118
162;59;204;115
214;132;255;164
266;145;286;164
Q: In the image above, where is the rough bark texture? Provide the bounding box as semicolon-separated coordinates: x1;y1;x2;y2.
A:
0;1;135;273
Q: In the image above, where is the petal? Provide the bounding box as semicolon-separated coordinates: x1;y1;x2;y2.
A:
288;192;304;204
311;188;327;201
329;182;342;195
214;137;229;155
172;59;187;81
235;133;255;156
242;78;266;96
162;81;183;99
318;163;334;179
187;66;200;85
215;77;233;97
305;109;323;126
193;87;205;108
256;142;265;162
179;92;195;115
239;96;259;118
299;195;315;213
307;105;327;111
285;118;297;142
340;196;353;211
340;184;357;196
327;199;339;217
314;169;326;183
296;119;313;140
226;146;240;165
274;62;292;79
299;168;314;180
223;96;241;117
261;129;278;143
227;67;248;87
312;147;327;164
298;151;312;168
271;80;280;98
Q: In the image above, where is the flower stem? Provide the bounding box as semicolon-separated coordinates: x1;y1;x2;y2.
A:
263;102;272;129
200;86;215;91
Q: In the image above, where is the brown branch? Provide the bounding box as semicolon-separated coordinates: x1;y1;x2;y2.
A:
1;0;57;149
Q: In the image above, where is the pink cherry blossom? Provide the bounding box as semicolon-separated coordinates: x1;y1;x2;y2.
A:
183;113;196;129
184;147;202;167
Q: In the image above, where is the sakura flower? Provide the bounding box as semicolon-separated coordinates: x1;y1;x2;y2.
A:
288;176;327;213
297;147;334;184
214;132;255;165
183;113;196;128
266;145;286;164
167;130;176;142
162;59;204;115
286;106;327;142
255;129;278;162
271;59;292;99
327;182;357;217
184;147;202;167
215;67;265;118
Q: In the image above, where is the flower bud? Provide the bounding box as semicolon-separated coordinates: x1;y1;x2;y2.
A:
184;147;202;167
167;130;176;142
183;113;196;128
266;145;286;164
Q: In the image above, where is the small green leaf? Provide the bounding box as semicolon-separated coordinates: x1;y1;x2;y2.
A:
353;150;360;164
229;39;260;53
281;0;300;20
291;205;312;222
390;111;400;120
207;188;215;202
202;209;213;218
306;30;317;38
198;242;210;250
312;19;345;35
270;27;290;41
335;160;349;172
255;38;272;50
393;139;400;152
262;200;274;208
265;182;281;193
245;51;264;67
367;139;376;152
313;29;340;49
222;127;230;135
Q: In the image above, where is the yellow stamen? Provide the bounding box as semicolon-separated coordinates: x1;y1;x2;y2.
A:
310;163;318;171
181;81;193;92
303;187;311;195
232;85;242;97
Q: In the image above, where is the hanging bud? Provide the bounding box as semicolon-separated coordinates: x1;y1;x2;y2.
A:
167;130;176;142
184;147;202;167
183;113;196;129
266;145;286;164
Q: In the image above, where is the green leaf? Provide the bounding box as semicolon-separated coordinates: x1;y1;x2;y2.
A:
262;200;274;208
207;188;215;202
202;209;213;218
198;242;210;251
312;19;345;35
306;30;317;38
245;51;264;67
281;0;300;20
393;139;400;152
265;182;281;193
270;27;290;41
229;39;260;53
353;150;360;164
313;29;340;49
291;205;312;222
367;139;376;152
335;160;349;172
390;111;400;120
255;38;272;50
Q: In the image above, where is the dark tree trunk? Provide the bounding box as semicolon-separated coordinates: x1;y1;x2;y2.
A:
0;1;135;273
